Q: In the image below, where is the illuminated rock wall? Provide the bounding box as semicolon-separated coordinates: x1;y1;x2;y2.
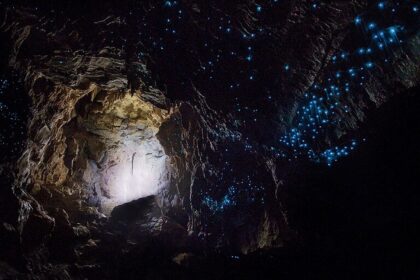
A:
16;75;173;216
70;92;171;213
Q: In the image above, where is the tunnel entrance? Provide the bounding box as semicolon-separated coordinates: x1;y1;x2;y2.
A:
65;90;171;214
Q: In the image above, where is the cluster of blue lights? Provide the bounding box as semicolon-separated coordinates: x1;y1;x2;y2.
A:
164;0;177;8
0;79;9;92
274;0;418;166
202;173;264;213
129;0;419;213
0;75;28;159
315;141;358;167
139;0;291;93
203;186;237;213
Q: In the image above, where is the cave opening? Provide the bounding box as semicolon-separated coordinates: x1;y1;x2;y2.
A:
65;90;172;214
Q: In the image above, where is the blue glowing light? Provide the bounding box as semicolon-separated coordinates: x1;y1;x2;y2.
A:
273;0;412;167
164;1;175;7
389;26;397;35
133;0;418;214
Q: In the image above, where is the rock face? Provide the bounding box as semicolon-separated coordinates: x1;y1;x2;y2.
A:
0;0;419;279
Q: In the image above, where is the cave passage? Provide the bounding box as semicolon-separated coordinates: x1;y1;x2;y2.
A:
69;91;171;214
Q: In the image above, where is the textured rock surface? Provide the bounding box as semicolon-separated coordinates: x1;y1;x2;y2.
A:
0;0;419;279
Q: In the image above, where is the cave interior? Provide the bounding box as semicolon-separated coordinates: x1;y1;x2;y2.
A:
0;0;420;279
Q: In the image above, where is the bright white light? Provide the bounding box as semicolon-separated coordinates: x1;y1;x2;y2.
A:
99;136;169;212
